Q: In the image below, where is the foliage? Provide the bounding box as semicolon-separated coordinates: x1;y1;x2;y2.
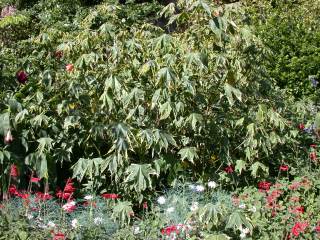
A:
244;0;320;98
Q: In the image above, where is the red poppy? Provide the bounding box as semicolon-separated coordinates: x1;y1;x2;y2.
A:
291;222;308;237
16;70;28;84
279;165;289;171
224;165;234;174
101;193;120;199
66;64;74;72
53;232;65;240
31;177;41;183
310;152;317;161
10;164;19;177
298;123;305;130
258;181;272;191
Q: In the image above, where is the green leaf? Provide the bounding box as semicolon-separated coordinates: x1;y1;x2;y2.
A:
226;211;252;231
37;138;53;153
224;83;242;106
178;147;198;164
250;161;269;178
125;164;156;192
159;101;172;120
235;160;246;174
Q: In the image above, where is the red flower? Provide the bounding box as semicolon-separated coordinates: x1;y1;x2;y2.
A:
291;222;308;237
315;224;320;233
258;181;272;191
161;225;179;236
16;70;28;84
36;192;52;201
224;165;234;174
56;190;73;200
279;165;289;171
10;164;19;177
4;130;13;144
298;123;305;130
101;193;120;199
66;64;74;72
143;201;148;209
310;152;317;161
56;178;75;200
31;177;41;183
62;201;76;213
53;232;65;240
17;192;30;199
8;185;18;195
310;144;317;148
64;179;75;193
291;206;304;215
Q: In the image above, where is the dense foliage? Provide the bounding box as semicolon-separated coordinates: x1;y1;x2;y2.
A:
0;0;319;239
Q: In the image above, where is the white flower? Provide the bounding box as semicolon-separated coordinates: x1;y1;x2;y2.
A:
133;226;140;234
157;196;166;205
239;203;246;209
71;219;79;228
94;217;103;225
189;184;196;190
242;228;250;234
121;18;126;23
26;214;33;220
208;181;217;189
190;202;199;211
84;195;93;200
47;221;56;228
240;232;246;239
166;207;175;213
249;206;257;213
195;185;205;192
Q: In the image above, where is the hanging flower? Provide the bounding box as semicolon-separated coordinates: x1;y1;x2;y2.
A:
10;164;19;177
142;201;148;209
4;130;13;144
66;64;74;72
16;70;28;84
310;152;317;161
279;165;289;171
101;193;120;199
291;222;308;237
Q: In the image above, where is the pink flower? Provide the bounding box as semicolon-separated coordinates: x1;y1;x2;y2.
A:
298;123;305;130
224;165;234;174
315;224;320;233
53;232;65;240
0;5;16;18
16;70;28;84
66;64;74;72
310;152;317;161
62;201;76;213
310;144;317;148
31;177;41;183
258;181;272;191
290;206;304;215
291;222;308;237
279;165;289;171
10;164;19;177
101;193;120;199
143;201;148;209
4;130;13;144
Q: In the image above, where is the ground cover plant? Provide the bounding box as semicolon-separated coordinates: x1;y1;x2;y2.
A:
0;0;319;239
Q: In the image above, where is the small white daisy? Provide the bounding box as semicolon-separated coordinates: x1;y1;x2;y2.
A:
239;203;246;209
47;221;56;228
71;219;79;228
84;195;93;200
208;181;217;189
166;207;175;213
195;185;205;192
93;217;103;225
157;196;166;205
190;202;199;211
